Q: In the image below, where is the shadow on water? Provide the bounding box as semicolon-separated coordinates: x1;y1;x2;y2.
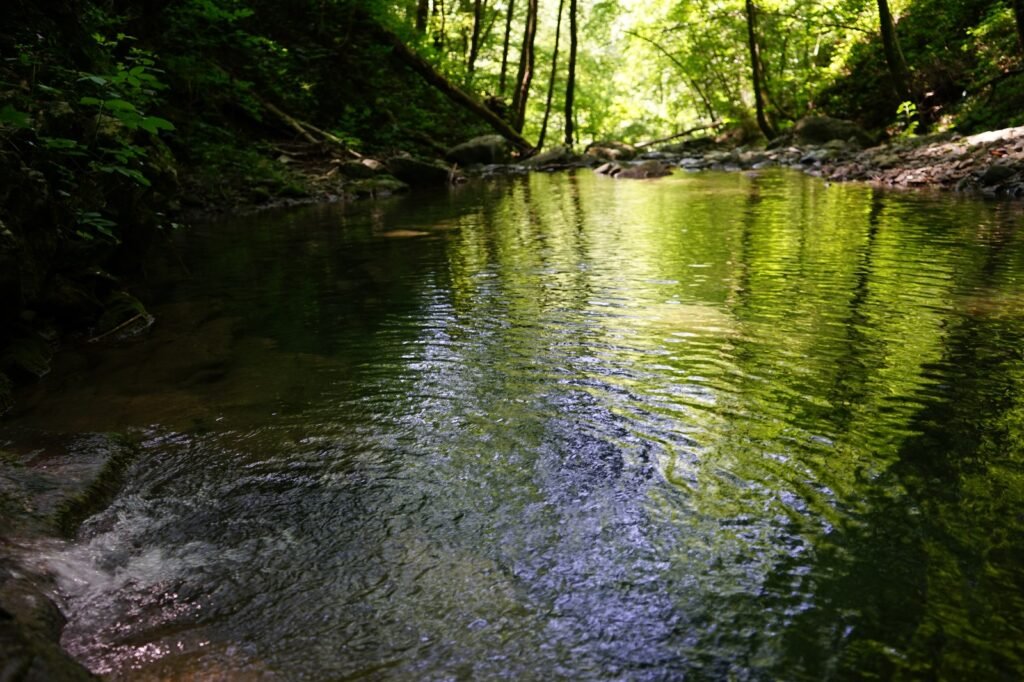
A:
3;171;1024;679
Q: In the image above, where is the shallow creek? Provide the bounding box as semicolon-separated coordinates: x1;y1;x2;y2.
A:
4;170;1024;679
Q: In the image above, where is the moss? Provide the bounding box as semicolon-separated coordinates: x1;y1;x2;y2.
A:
54;433;140;538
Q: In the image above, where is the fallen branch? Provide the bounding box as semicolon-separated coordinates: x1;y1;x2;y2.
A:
87;313;150;344
261;99;318;145
636;122;723;149
260;98;362;158
363;14;535;154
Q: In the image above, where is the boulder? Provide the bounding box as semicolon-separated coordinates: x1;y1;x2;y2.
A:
386;156;452;185
980;163;1018;187
793;116;874;148
524;144;589;167
522;146;579;169
446;135;513;166
337;161;378;179
585;141;637;162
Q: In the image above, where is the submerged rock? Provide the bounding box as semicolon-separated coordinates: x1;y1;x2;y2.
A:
615;160;674;179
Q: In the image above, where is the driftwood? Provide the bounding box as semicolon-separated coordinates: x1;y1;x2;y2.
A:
366;17;535;154
635;123;723;149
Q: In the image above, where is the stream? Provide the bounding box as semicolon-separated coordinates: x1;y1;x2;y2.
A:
4;169;1024;679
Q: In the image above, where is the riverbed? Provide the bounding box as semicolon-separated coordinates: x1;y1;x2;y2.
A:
4;169;1024;679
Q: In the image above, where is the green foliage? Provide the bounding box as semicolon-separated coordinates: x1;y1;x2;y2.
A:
0;105;32;129
895;99;919;137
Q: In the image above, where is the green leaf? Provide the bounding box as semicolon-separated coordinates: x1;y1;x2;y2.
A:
79;96;103;106
40;137;80;151
0;105;30;129
103;99;137;112
139;116;175;134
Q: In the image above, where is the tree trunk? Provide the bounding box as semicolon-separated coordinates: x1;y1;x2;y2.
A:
511;0;539;133
537;0;564;149
877;0;912;102
744;0;775;139
563;0;577;147
416;0;429;32
498;0;516;96
1013;0;1024;53
467;0;484;78
370;19;534;152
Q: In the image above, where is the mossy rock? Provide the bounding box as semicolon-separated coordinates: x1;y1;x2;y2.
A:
385;156;451;185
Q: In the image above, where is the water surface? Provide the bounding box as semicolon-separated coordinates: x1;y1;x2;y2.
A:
5;170;1024;679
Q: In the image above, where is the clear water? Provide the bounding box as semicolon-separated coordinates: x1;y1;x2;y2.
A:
5;170;1024;679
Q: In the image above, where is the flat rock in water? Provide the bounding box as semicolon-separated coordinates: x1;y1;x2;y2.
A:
615;160;674;179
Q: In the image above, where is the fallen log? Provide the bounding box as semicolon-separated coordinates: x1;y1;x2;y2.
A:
365;18;535;155
636;122;723;149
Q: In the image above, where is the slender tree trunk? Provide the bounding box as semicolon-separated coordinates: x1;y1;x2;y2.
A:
416;0;429;32
1013;0;1024;53
467;0;484;78
744;0;775;139
435;0;447;51
563;0;577;147
498;0;516;96
877;0;913;102
511;0;539;133
537;0;564;149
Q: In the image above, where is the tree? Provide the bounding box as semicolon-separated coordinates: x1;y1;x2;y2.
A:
498;0;516;95
416;0;429;33
467;0;485;78
563;0;577;147
876;0;913;103
744;0;775;139
537;0;565;148
1014;0;1024;53
511;0;539;132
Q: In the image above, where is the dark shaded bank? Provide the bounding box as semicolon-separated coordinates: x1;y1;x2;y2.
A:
1;433;140;680
0;0;494;418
